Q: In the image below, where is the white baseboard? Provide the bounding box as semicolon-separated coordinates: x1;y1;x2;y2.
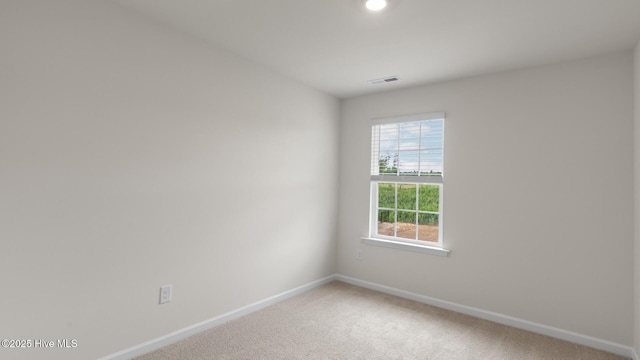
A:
335;274;635;359
98;275;336;360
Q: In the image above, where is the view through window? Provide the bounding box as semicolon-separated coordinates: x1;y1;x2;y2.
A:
370;113;444;246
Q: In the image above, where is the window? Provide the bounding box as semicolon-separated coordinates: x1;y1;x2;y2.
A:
368;112;445;251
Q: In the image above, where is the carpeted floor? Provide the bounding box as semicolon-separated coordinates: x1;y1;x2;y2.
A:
135;281;629;360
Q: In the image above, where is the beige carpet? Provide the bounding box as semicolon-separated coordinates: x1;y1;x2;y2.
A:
135;281;629;360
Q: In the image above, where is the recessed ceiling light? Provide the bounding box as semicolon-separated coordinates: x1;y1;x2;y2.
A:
365;0;387;11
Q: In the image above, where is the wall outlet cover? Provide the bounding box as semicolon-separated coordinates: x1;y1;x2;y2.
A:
160;285;172;304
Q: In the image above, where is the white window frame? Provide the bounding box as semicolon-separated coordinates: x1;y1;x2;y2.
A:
363;112;450;257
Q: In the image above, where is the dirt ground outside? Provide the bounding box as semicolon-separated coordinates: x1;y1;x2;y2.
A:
377;222;439;242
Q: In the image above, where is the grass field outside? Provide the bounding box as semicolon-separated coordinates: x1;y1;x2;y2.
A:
377;182;440;242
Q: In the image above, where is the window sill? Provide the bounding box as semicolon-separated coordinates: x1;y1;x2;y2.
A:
360;237;451;257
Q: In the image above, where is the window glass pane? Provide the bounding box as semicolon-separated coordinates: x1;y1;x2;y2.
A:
396;211;417;240
419;119;443;176
378;183;395;208
421;119;444;145
418;185;439;212
398;150;419;175
419;150;443;175
378;152;397;174
397;184;416;210
377;210;395;236
418;213;439;242
379;124;398;152
378;123;398;174
379;123;398;140
398;121;421;150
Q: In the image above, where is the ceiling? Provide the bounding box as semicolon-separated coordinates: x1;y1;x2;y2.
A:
116;0;640;98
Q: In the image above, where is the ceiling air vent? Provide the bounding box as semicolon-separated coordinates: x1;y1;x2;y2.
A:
368;76;399;85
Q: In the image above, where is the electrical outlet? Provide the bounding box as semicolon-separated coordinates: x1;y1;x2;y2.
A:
356;249;364;261
159;285;172;304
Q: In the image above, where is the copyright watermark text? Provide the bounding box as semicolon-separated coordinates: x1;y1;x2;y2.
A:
2;339;77;349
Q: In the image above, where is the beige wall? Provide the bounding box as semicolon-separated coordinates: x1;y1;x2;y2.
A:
1;1;637;358
338;52;634;345
635;40;640;357
0;1;339;359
